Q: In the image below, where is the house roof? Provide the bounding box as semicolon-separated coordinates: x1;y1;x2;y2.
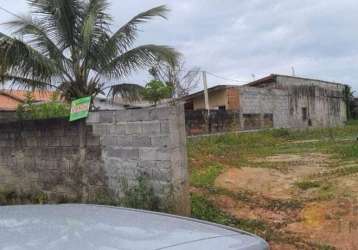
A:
182;85;240;101
247;74;346;87
0;90;56;111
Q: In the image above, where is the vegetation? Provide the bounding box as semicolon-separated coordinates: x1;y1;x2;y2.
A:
149;56;200;98
0;0;178;102
295;180;321;190
189;123;358;249
190;164;223;188
0;189;48;205
141;80;173;105
120;175;161;211
16;92;70;120
191;193;269;236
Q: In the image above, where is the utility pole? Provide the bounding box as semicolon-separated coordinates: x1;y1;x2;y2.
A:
202;71;210;113
291;66;296;76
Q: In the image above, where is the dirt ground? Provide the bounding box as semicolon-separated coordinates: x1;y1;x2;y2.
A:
213;153;358;249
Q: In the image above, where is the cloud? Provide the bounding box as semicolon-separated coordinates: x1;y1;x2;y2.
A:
0;0;357;92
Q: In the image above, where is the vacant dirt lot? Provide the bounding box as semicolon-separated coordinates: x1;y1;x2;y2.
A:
189;122;358;250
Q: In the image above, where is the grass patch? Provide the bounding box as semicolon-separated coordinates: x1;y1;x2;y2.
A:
188;122;358;248
190;164;224;188
317;182;337;201
295;180;321;190
191;193;269;236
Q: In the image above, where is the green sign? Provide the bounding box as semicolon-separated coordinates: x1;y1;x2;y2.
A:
69;96;91;122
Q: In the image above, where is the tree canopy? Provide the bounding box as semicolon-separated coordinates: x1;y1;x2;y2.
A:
0;0;179;102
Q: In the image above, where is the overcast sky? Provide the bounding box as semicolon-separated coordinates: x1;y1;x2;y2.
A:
0;0;357;93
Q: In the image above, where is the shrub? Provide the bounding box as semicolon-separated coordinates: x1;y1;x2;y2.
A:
16;92;70;120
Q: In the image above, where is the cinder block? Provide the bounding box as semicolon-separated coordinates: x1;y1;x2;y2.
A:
115;136;132;147
86;136;100;146
142;121;161;135
160;121;170;134
130;109;151;121
139;148;171;161
106;147;139;160
101;136;118;146
87;112;100;124
109;124;126;135
132;136;151;147
126;122;142;135
151;136;170;148
99;111;114;123
93;124;109;135
114;110;132;123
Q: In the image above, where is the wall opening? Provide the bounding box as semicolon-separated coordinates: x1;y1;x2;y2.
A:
243;114;261;130
302;107;308;121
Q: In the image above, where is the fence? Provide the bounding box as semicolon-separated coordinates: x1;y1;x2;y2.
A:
185;110;274;136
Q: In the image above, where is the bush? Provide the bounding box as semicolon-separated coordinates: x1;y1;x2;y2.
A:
16;92;70;120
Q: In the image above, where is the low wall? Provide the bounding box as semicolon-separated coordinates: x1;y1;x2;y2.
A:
0;105;189;215
0;111;17;123
185;110;274;136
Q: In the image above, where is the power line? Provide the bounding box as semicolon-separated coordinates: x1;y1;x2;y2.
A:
206;71;248;84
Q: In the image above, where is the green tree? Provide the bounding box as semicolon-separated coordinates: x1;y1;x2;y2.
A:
0;0;178;102
142;80;173;105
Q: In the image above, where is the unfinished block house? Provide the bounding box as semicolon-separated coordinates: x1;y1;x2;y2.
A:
184;74;348;134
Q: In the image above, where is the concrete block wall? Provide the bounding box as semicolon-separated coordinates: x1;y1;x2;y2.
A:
0;119;104;202
87;105;190;215
0;104;189;215
0;111;17;123
239;87;290;129
276;76;347;128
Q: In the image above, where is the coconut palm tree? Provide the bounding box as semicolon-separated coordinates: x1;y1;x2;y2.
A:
0;0;178;102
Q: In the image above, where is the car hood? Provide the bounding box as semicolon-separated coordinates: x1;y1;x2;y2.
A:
0;204;268;250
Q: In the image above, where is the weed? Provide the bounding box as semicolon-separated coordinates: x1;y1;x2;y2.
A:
190;164;224;188
0;190;49;205
120;175;160;211
295;180;321;190
317;182;337;201
271;128;290;138
191;193;268;235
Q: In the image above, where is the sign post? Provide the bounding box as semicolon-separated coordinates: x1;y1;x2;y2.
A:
69;96;91;122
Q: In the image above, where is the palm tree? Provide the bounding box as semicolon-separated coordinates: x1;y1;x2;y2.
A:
0;0;178;102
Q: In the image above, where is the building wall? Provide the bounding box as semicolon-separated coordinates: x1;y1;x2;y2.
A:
192;88;228;110
275;76;347;128
239;87;290;129
0;105;189;215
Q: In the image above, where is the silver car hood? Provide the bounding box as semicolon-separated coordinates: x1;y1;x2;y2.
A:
0;204;268;250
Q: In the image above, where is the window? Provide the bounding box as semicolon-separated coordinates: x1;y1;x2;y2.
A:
218;106;226;111
302;107;308;121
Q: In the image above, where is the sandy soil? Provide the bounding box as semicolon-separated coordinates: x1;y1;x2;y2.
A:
212;153;358;249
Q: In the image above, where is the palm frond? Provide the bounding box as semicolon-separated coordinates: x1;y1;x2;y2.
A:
80;0;111;57
0;32;59;80
3;17;72;75
0;74;57;90
109;83;144;102
101;5;169;56
100;44;179;78
28;0;82;49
